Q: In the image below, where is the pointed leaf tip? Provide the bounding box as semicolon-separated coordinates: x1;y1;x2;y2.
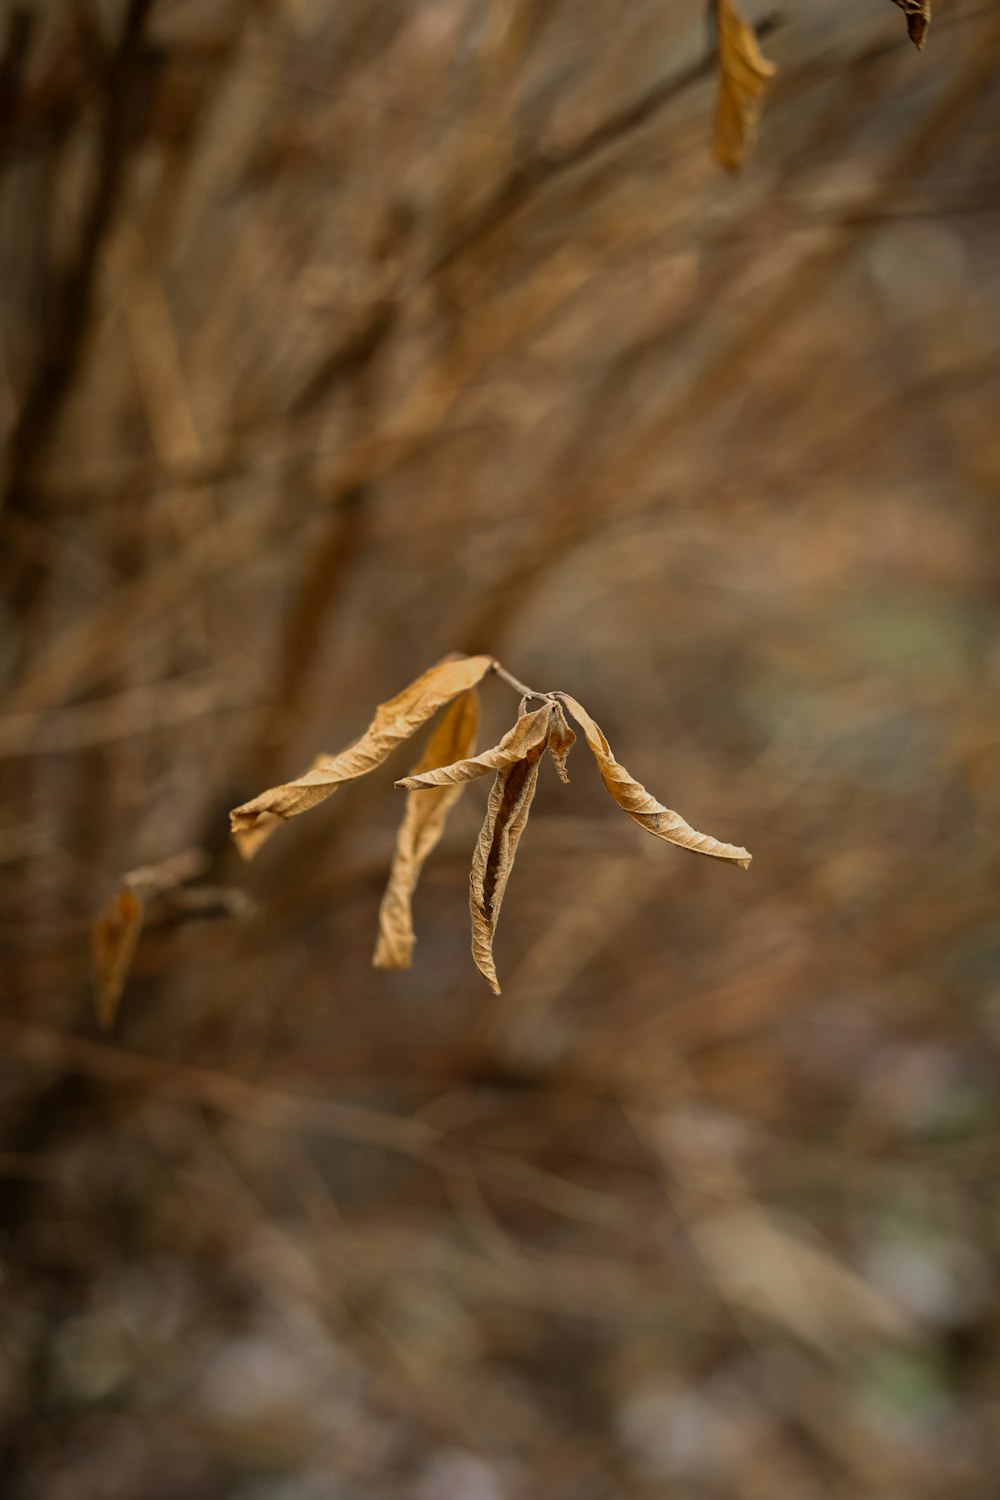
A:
714;0;776;171
374;688;480;970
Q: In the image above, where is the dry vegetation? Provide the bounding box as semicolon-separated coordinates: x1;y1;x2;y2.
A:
2;1;1000;1497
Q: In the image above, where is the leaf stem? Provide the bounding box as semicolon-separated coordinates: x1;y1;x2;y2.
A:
491;661;555;702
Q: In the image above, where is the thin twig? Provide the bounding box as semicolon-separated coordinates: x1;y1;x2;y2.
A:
491;661;554;702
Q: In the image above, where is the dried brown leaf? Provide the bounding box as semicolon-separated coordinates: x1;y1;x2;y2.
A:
93;886;144;1030
891;0;931;50
373;688;480;970
547;701;576;784
714;0;777;171
557;694;752;868
230;654;494;853
469;709;550;994
91;848;215;1028
396;701;554;790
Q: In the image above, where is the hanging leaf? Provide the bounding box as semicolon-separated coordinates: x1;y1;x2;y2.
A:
374;688;480;969
92;848;208;1028
546;700;576;784
396;700;554;790
891;0;930;51
93;886;144;1030
230;654;494;854
714;0;776;171
557;693;751;868
469;706;550;994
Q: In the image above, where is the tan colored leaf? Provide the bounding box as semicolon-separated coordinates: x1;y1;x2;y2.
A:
395;700;553;791
714;0;776;171
557;693;752;868
469;710;550;994
891;0;930;51
93;886;144;1030
374;688;480;970
232;772;322;861
230;654;494;852
547;700;576;784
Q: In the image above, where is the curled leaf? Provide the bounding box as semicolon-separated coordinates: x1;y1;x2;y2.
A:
714;0;776;171
470;746;546;996
374;688;480;970
891;0;930;51
396;701;554;791
546;700;576;784
230;654;494;853
556;693;751;868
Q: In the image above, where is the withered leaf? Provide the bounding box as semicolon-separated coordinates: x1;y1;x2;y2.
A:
547;700;576;784
396;700;554;791
557;694;752;868
230;654;494;855
469;703;551;994
470;757;545;996
374;688;480;970
93;886;144;1030
91;847;208;1029
232;761;323;861
714;0;776;171
891;0;930;51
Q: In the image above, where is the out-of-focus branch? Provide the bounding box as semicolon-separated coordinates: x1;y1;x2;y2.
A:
0;0;157;613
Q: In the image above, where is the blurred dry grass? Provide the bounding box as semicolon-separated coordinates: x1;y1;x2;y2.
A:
2;1;1000;1497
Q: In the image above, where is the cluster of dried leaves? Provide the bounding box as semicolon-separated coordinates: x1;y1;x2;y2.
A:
86;0;928;1021
714;0;930;170
229;656;751;994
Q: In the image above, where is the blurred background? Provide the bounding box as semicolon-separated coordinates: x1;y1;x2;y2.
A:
2;1;1000;1496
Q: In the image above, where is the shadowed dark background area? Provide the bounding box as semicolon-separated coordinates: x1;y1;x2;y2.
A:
1;1;999;1496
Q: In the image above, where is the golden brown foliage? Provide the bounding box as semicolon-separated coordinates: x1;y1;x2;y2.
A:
557;694;753;868
5;3;999;1493
396;701;554;790
230;655;494;855
468;700;550;994
230;661;750;991
892;0;932;51
713;0;777;170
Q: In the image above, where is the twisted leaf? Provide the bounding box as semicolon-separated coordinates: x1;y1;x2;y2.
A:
469;706;550;994
230;654;494;856
557;693;751;868
396;701;553;791
547;700;576;784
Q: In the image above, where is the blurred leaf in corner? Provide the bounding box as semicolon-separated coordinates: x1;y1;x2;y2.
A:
93;886;144;1031
892;0;931;51
713;0;777;170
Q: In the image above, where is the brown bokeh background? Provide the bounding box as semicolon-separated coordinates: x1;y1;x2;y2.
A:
2;2;1000;1497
